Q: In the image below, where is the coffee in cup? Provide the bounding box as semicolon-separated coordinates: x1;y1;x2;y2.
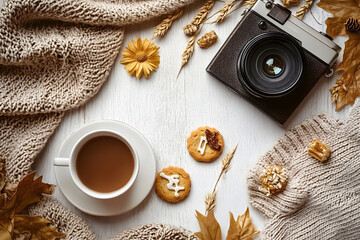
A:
54;130;139;199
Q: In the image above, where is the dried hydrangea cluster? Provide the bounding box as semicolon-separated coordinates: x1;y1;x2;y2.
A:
259;165;287;196
308;139;331;162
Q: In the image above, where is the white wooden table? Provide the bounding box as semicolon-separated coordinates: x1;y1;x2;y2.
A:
2;0;354;239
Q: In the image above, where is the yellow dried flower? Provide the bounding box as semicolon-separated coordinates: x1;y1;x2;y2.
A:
120;37;160;79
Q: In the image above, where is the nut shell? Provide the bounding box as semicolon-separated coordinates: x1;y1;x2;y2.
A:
308;139;331;162
197;30;218;48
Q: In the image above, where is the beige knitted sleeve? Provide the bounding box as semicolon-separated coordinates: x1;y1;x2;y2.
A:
247;114;342;218
0;113;64;182
345;103;360;140
28;196;96;240
109;224;198;240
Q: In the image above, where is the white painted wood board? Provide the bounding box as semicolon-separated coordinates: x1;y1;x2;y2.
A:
1;0;356;239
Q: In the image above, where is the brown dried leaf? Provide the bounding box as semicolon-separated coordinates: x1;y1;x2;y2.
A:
195;210;222;240
0;158;6;192
0;217;13;240
317;0;360;110
0;171;58;239
10;172;55;214
226;208;260;240
13;215;66;240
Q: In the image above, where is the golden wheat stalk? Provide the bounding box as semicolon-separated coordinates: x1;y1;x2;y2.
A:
184;0;215;36
152;9;184;39
177;35;197;78
215;1;236;23
295;0;314;20
205;145;238;213
205;192;217;213
244;0;257;6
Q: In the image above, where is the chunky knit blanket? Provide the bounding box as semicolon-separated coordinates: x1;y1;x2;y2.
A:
248;104;360;239
0;0;195;239
109;224;198;240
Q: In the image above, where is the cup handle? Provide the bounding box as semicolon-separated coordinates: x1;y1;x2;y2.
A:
54;158;70;166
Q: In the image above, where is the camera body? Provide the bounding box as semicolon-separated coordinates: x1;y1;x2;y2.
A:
207;0;341;124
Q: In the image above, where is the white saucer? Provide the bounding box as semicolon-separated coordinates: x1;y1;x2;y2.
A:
54;120;156;216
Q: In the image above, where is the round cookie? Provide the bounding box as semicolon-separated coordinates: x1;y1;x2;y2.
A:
155;166;191;203
187;126;224;162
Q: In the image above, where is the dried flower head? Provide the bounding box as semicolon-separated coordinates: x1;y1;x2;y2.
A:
120;37;160;79
259;165;287;196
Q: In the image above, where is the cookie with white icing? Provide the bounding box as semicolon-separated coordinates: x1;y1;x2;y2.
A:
187;126;224;162
155;166;191;203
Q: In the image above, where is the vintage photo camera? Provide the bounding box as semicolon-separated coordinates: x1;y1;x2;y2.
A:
207;0;341;124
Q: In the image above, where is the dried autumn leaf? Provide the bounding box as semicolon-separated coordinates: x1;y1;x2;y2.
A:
10;172;54;214
13;215;66;240
0;168;64;239
195;210;222;240
317;0;360;110
0;217;13;240
226;208;260;240
0;159;6;192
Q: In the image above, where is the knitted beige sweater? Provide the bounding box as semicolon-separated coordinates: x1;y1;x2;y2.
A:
0;0;194;239
248;104;360;239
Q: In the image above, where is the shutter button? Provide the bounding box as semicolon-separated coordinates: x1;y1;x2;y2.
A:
258;21;267;30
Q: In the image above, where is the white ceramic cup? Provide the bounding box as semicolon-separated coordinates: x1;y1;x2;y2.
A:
54;130;139;199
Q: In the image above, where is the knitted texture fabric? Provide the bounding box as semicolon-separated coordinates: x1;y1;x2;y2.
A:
248;104;360;239
28;196;96;240
0;0;195;239
109;224;198;240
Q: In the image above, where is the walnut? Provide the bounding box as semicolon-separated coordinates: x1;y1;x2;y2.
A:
308;139;331;162
282;0;300;7
259;166;287;196
197;30;218;49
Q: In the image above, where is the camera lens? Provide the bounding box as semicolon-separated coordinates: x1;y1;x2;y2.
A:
238;32;305;98
262;55;284;77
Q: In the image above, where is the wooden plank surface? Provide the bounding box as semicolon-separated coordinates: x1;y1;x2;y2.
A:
1;0;356;239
